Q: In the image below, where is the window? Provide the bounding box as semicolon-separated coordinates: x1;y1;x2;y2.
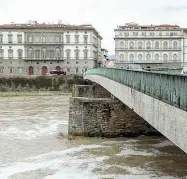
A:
17;49;23;59
17;35;22;43
146;54;151;61
163;54;168;62
129;54;134;62
56;36;60;43
8;49;13;59
163;41;168;49
75;50;79;59
138;42;142;49
155;54;159;61
35;50;40;59
42;48;47;58
28;35;33;43
173;41;177;49
66;35;70;43
0;67;3;73
0;49;4;59
159;32;162;36
67;50;71;59
76;62;79;64
146;41;151;49
150;32;154;36
173;54;178;61
120;41;124;49
124;32;129;36
84;35;88;44
56;48;61;58
75;35;79;44
133;32;138;36
42;36;46;43
155;42;159;49
9;68;13;74
28;48;34;58
8;35;13;43
129;42;134;49
49;50;54;58
84;50;88;59
0;34;3;43
120;54;124;61
76;68;79;73
138;54;143;61
142;32;146;36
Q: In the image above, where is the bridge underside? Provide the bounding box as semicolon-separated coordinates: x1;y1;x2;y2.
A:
84;75;187;154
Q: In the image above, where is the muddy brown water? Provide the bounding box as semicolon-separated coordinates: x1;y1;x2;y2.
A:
0;92;187;179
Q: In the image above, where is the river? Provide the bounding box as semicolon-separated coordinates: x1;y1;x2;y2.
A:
0;92;187;179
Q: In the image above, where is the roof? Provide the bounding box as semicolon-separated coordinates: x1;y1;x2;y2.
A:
116;23;181;30
0;23;102;39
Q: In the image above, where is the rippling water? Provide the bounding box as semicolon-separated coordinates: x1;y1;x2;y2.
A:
0;92;187;179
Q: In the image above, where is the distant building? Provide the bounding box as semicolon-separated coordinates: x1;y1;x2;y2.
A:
0;22;103;76
114;23;186;69
101;48;109;67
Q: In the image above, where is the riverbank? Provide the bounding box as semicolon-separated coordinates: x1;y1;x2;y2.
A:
0;75;86;92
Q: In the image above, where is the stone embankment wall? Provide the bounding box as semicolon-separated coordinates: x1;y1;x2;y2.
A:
68;84;160;137
0;75;84;92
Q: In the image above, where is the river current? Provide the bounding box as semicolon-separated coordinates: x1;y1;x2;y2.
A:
0;92;187;179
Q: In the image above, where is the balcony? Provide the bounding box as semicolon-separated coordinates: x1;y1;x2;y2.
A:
115;47;182;51
114;35;183;39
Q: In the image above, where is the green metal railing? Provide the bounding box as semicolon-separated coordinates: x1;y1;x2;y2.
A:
85;68;187;111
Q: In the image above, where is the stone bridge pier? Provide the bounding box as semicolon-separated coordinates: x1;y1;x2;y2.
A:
68;83;160;137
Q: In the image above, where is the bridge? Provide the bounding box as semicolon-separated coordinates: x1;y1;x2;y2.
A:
84;68;187;154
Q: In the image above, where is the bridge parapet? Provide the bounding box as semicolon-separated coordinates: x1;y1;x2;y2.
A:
85;68;187;111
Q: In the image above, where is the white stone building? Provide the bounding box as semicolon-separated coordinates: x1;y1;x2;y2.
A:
0;22;103;76
114;23;185;69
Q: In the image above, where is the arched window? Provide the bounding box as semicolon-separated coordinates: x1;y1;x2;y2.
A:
56;48;61;58
8;49;13;59
28;66;34;75
120;41;124;49
155;42;159;49
84;49;88;59
120;54;124;61
163;54;168;62
56;66;61;71
146;41;151;49
17;49;23;59
42;48;47;58
173;54;178;61
138;42;142;49
173;41;177;49
129;54;134;62
146;54;151;61
41;66;48;75
0;49;4;59
138;54;143;61
155;54;159;61
28;48;34;58
129;42;134;49
163;41;168;49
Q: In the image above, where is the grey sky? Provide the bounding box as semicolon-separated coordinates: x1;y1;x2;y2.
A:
0;0;187;54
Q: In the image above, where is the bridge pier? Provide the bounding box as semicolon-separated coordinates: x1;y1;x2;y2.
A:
68;84;160;137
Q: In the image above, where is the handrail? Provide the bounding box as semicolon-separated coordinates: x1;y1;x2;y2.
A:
85;68;187;111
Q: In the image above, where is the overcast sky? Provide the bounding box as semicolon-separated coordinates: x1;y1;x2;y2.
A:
0;0;187;54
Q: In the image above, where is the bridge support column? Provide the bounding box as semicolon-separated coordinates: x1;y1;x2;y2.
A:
68;84;160;137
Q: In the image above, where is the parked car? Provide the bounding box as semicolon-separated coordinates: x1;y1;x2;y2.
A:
49;70;66;75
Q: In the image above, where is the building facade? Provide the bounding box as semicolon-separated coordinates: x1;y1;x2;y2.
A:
0;22;103;76
114;23;185;69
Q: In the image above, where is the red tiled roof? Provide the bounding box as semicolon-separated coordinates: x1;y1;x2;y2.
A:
0;23;95;30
